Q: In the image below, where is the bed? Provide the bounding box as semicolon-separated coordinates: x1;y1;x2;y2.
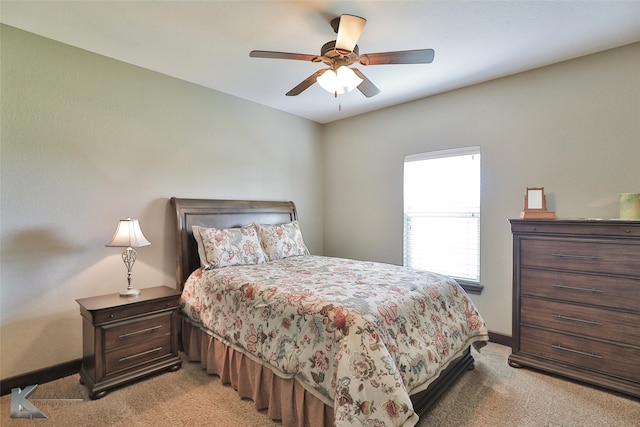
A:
170;197;489;427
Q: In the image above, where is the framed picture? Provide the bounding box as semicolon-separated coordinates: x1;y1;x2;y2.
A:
521;187;555;219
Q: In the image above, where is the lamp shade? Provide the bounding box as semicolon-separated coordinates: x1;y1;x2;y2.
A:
106;218;151;248
316;66;363;95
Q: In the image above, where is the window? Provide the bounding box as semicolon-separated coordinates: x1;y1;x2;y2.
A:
403;146;482;293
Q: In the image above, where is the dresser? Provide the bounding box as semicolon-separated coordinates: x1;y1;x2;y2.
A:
509;219;640;398
76;286;182;399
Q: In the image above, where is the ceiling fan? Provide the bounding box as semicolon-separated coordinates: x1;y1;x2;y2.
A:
249;14;435;98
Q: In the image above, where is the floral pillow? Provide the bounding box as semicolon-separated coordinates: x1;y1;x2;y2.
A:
255;221;310;261
192;224;267;269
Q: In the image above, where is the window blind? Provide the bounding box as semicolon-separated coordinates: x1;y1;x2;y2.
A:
403;147;481;282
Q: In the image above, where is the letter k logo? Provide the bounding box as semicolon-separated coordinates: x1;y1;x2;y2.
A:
10;385;47;419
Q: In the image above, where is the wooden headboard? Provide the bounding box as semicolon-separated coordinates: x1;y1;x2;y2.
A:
169;197;298;290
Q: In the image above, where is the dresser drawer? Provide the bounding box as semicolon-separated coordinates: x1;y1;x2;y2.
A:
520;238;640;276
94;298;179;324
521;297;640;345
511;220;640;238
520;326;640;383
103;312;172;351
105;335;172;375
520;268;640;312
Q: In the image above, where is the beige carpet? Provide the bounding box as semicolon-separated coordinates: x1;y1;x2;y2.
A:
1;343;638;426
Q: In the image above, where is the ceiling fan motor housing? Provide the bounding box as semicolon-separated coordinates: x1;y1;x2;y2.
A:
321;41;359;60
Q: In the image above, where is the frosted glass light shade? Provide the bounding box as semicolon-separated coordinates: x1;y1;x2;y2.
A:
316;66;363;95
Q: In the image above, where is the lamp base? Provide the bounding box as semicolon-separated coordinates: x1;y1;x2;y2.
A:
120;288;141;297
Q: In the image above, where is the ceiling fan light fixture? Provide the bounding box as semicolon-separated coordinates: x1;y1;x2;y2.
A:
316;66;363;95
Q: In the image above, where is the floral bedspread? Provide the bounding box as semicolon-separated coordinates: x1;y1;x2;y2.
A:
181;255;488;427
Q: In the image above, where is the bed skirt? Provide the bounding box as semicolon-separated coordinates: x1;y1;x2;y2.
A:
182;318;335;427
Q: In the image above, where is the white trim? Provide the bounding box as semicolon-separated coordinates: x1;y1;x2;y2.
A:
403;146;481;282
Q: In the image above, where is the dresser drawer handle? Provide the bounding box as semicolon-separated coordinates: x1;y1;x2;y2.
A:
119;325;162;339
552;344;602;359
119;347;163;362
552;314;602;326
552;284;603;293
552;253;602;260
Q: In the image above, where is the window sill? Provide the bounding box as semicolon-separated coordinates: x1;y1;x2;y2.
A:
455;279;484;295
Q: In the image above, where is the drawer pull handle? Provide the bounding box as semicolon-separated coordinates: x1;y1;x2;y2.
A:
119;325;162;339
552;314;602;326
552;253;602;260
552;284;603;293
552;344;602;359
119;347;163;362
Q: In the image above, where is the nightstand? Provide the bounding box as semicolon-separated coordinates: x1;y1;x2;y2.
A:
76;286;182;399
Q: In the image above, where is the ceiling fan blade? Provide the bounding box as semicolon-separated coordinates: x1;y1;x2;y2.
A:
335;14;366;53
359;49;435;65
250;50;320;62
351;68;380;98
286;69;328;96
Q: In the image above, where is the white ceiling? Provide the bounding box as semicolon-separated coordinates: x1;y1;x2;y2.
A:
2;1;640;124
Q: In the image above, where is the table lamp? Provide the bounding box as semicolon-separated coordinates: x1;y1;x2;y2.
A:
106;218;150;296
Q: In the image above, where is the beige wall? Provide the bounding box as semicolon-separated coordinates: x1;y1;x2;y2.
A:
2;23;638;378
0;25;323;378
322;42;640;335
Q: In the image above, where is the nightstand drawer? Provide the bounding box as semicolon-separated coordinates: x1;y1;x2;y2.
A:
105;335;172;375
521;297;640;345
94;298;179;324
520;326;640;382
520;238;640;276
520;268;639;311
103;312;172;350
